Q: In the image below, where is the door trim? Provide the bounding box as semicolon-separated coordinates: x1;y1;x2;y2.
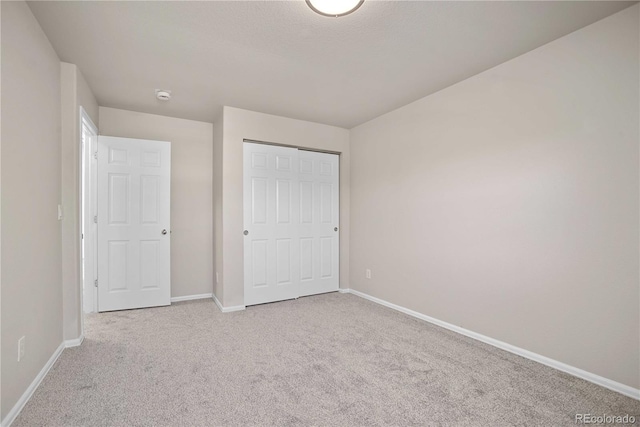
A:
80;106;98;321
243;138;341;155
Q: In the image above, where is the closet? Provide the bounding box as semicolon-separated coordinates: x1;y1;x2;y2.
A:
243;142;339;306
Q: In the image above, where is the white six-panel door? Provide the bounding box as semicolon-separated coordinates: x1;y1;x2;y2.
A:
298;149;339;298
243;142;339;306
243;144;300;305
97;136;171;312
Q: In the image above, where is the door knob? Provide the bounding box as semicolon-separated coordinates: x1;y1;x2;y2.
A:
162;229;168;235
244;230;249;236
334;227;338;232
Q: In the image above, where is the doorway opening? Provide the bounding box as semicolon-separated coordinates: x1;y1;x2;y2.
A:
80;107;98;314
81;130;173;313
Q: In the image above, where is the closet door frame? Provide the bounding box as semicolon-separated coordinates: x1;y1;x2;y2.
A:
242;140;340;306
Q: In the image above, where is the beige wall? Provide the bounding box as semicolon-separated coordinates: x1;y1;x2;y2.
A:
77;70;99;125
60;62;98;341
99;107;214;299
220;106;350;307
212;115;224;302
1;1;63;419
350;5;639;389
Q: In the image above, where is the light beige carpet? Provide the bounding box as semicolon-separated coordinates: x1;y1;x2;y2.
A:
13;293;640;426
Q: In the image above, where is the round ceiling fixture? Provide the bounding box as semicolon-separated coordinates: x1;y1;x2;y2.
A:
305;0;364;17
155;89;171;101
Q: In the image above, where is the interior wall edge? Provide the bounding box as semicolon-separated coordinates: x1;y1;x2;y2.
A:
212;293;245;313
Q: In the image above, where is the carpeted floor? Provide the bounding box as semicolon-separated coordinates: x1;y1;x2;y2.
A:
13;293;640;426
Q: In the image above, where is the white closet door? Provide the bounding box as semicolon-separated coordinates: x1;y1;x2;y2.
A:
97;136;171;312
298;149;339;297
243;143;300;306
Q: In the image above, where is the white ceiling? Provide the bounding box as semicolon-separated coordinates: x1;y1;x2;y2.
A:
28;1;635;128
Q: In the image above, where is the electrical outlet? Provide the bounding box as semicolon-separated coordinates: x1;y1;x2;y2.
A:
18;336;25;362
365;269;372;279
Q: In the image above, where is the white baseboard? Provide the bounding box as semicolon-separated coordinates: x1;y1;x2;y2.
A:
170;293;213;303
341;288;640;401
338;288;350;294
212;293;246;313
212;293;224;311
1;342;65;427
64;334;84;348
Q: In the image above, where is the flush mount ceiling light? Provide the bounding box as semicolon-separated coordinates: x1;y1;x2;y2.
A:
305;0;364;17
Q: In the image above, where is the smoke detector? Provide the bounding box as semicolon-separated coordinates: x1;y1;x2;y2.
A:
155;89;171;101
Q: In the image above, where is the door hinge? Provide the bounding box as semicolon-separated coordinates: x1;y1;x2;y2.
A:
94;215;97;224
94;279;98;287
94;151;98;160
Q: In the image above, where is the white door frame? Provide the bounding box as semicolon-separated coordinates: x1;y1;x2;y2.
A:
243;140;340;306
80;107;98;315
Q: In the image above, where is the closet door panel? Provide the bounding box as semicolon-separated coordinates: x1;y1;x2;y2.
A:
298;150;339;297
244;143;299;306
